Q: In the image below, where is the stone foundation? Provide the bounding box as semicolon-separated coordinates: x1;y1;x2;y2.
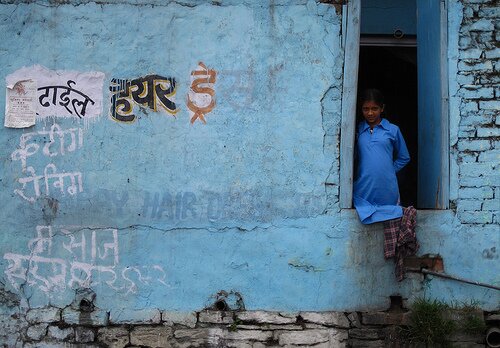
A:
2;307;495;347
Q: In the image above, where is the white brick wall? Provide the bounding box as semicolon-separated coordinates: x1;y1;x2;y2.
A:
456;0;499;224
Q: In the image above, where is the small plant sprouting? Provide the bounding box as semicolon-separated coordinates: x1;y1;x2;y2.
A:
406;298;455;347
453;300;487;335
403;298;487;347
229;319;242;332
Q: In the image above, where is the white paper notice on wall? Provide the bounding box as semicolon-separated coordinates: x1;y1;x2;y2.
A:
5;65;105;124
5;80;37;128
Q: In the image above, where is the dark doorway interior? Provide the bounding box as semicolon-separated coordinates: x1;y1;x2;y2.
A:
357;45;418;207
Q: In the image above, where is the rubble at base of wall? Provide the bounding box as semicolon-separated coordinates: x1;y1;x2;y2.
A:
2;308;495;348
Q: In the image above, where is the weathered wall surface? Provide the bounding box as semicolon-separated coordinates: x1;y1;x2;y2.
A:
0;0;498;345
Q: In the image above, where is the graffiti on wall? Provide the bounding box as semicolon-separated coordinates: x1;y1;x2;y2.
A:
38;80;95;118
11;123;85;203
5;65;104;120
187;62;217;124
218;69;255;111
87;188;325;223
14;164;83;203
3;226;168;296
11;123;83;171
108;62;217;124
109;75;178;123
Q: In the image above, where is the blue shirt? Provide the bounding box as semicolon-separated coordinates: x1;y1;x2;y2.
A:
353;118;410;224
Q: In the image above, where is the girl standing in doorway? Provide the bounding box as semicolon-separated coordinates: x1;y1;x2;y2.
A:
353;89;410;224
353;89;416;281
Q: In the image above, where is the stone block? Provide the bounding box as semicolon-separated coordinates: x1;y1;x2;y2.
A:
478;101;499;111
75;326;95;343
456;72;476;85
263;324;303;330
460;101;479;113
462;6;474;17
483;199;500;211
347;312;361;328
174;328;226;346
459;36;472;49
171;339;207;348
174;328;215;340
276;329;347;346
479;6;499;18
458;153;477;164
231;323;302;331
110;308;161;324
459;48;484;59
456;199;483;212
224;329;273;341
26;323;48;341
470;31;496;49
229;324;261;330
460;174;499;187
97;327;130;348
465;18;495;31
457;128;477;139
459;114;492;127
460;163;497;178
251;343;268;348
300;311;350;328
304;323;330;329
457;139;490;151
484;48;500;59
477;127;500;137
478;150;500;162
310;343;346;348
458;211;493;224
162;311;197;328
459;86;494;99
24;343;100;348
236;311;296;324
26;307;61;324
62;308;108;326
458;60;493;72
47;325;74;340
130;326;173;347
199;310;234;324
458;186;494;199
480;73;500;84
224;341;253;348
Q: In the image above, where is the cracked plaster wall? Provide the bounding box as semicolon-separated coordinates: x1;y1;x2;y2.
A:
0;0;498;328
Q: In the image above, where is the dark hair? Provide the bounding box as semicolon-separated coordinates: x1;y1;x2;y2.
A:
359;89;385;108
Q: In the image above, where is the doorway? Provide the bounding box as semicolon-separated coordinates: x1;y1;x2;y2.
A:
357;45;418;207
339;0;448;209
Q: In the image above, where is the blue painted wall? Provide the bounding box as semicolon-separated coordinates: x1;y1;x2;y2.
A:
0;0;498;319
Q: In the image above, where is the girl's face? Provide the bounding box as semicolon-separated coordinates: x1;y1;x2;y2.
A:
361;100;384;127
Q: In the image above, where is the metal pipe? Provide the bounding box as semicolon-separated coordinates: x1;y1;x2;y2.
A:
405;268;500;291
486;327;500;348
